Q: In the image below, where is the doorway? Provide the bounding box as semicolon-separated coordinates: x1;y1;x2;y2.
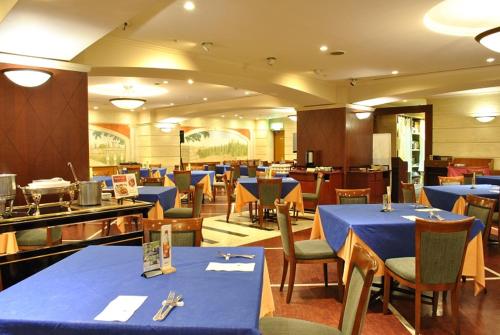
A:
273;130;285;162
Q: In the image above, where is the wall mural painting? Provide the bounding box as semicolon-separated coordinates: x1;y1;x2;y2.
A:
89;124;130;166
183;128;249;162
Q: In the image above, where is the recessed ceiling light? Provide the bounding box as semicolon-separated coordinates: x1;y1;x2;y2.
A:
234;114;238;117
486;57;495;63
183;1;195;11
142;107;147;110
391;70;399;75
93;106;99;110
403;99;408;103
244;91;250;95
163;80;168;84
239;116;243;119
187;79;194;85
319;45;328;52
169;102;175;106
203;97;208;101
221;115;225;118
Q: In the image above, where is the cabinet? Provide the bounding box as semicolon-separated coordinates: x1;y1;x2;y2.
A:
410;118;422;184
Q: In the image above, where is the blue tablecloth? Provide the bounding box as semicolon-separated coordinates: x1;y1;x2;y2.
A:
137;186;177;211
93;175;113;187
0;245;264;335
238;177;299;198
167;171;215;185
476;175;500;186
140;168;167;178
423;184;499;211
204;165;230;174
318;203;484;261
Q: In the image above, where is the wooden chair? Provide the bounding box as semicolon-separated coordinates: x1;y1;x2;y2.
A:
260;243;377;334
15;227;63;251
212;167;228;200
223;173;236;223
141;217;203;247
142;177;165;186
463;172;483;185
173;170;194;200
299;172;324;214
438;176;464;185
164;183;204;219
383;217;474;335
257;177;282;229
465;194;497;247
400;182;416;203
275;201;344;303
149;163;161;168
247;165;257;178
335;188;370;204
231;165;241;186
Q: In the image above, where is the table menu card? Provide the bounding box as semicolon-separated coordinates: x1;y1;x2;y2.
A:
142;241;162;278
111;174;139;199
161;224;172;270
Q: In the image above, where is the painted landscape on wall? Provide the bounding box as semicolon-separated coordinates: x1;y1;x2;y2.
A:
89;124;130;166
183;128;249;162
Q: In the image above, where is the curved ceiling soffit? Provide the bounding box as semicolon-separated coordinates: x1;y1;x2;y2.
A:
75;36;337;107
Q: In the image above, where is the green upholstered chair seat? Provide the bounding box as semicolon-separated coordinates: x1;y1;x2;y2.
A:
215;173;224;178
294;240;336;260
339;196;368;205
385;257;416;282
302;192;319;201
16;228;62;246
164;208;193;218
260;316;340;335
149;230;196;247
493;211;499;223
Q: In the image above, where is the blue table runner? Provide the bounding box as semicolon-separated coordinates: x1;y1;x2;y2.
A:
167;171;215;186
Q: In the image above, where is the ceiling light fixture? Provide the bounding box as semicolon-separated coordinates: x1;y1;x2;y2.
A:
354;112;372;120
476;27;500;53
486;57;495;62
183;1;195;11
475;115;495;123
203;97;208;101
288;115;298;122
391;70;399;75
319;45;328;52
2;68;52;87
109;98;146;110
187;79;194;85
329;50;345;56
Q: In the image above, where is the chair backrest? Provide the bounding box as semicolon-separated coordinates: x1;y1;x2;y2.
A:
206;163;216;172
465;194;496;246
400;182;416;203
275;201;295;258
336;188;370;204
142;177;165;186
438;176;464;185
231;165;241;181
141;218;203;247
247;165;257;178
415;217;473;285
338;244;378;335
191;183;204;218
257;178;282;207
314;172;324;197
223;171;234;203
173;170;192;192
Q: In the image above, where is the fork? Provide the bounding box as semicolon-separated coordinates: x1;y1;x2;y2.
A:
158;294;183;321
218;251;256;261
153;291;175;321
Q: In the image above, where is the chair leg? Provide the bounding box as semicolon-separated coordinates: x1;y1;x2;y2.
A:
415;289;422;335
432;291;439;317
323;263;328;287
286;261;296;304
226;202;231;223
280;254;288;292
248;202;253;221
258;206;264;229
337;260;344;300
383;272;391;314
451;287;461;335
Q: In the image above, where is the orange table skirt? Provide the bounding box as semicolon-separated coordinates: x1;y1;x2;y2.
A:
234;183;304;213
311;208;485;295
0;233;18;255
261;260;275;317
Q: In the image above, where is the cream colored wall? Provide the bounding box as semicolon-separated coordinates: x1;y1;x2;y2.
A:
429;93;500;169
270;117;297;162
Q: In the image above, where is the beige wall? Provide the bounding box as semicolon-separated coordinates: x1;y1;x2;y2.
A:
429;93;500;169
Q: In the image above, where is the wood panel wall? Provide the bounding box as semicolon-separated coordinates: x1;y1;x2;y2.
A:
0;63;89;200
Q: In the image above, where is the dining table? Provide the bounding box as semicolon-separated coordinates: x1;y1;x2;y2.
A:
310;203;485;295
165;171;215;200
234;177;304;213
140;167;167;178
0;245;273;335
203;165;268;176
418;184;500;214
476;175;500;186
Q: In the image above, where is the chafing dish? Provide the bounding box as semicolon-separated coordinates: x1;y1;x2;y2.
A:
0;174;16;218
19;182;76;216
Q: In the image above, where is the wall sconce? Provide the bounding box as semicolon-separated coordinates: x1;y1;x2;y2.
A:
354;112;372;120
2;68;52;87
346;103;374;120
475;115;496;123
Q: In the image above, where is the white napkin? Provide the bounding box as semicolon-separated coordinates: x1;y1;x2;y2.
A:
402;215;418;222
94;295;148;322
415;208;441;212
205;262;255;272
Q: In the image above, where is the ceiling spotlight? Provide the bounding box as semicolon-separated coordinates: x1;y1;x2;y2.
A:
239;116;243;119
266;57;277;66
93;106;99;110
203;97;208;101
475;26;500;53
2;69;52;87
169;102;175;106
201;42;213;52
244;91;250;95
319;45;328;52
234;114;238;117
109;98;146;110
486;57;495;63
391;70;399;75
355;112;372;120
187;79;194;85
163;80;169;84
183;1;195;11
221;115;225;118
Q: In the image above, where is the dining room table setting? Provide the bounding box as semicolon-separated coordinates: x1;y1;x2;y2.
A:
0;245;273;335
310;203;486;295
164;170;215;200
